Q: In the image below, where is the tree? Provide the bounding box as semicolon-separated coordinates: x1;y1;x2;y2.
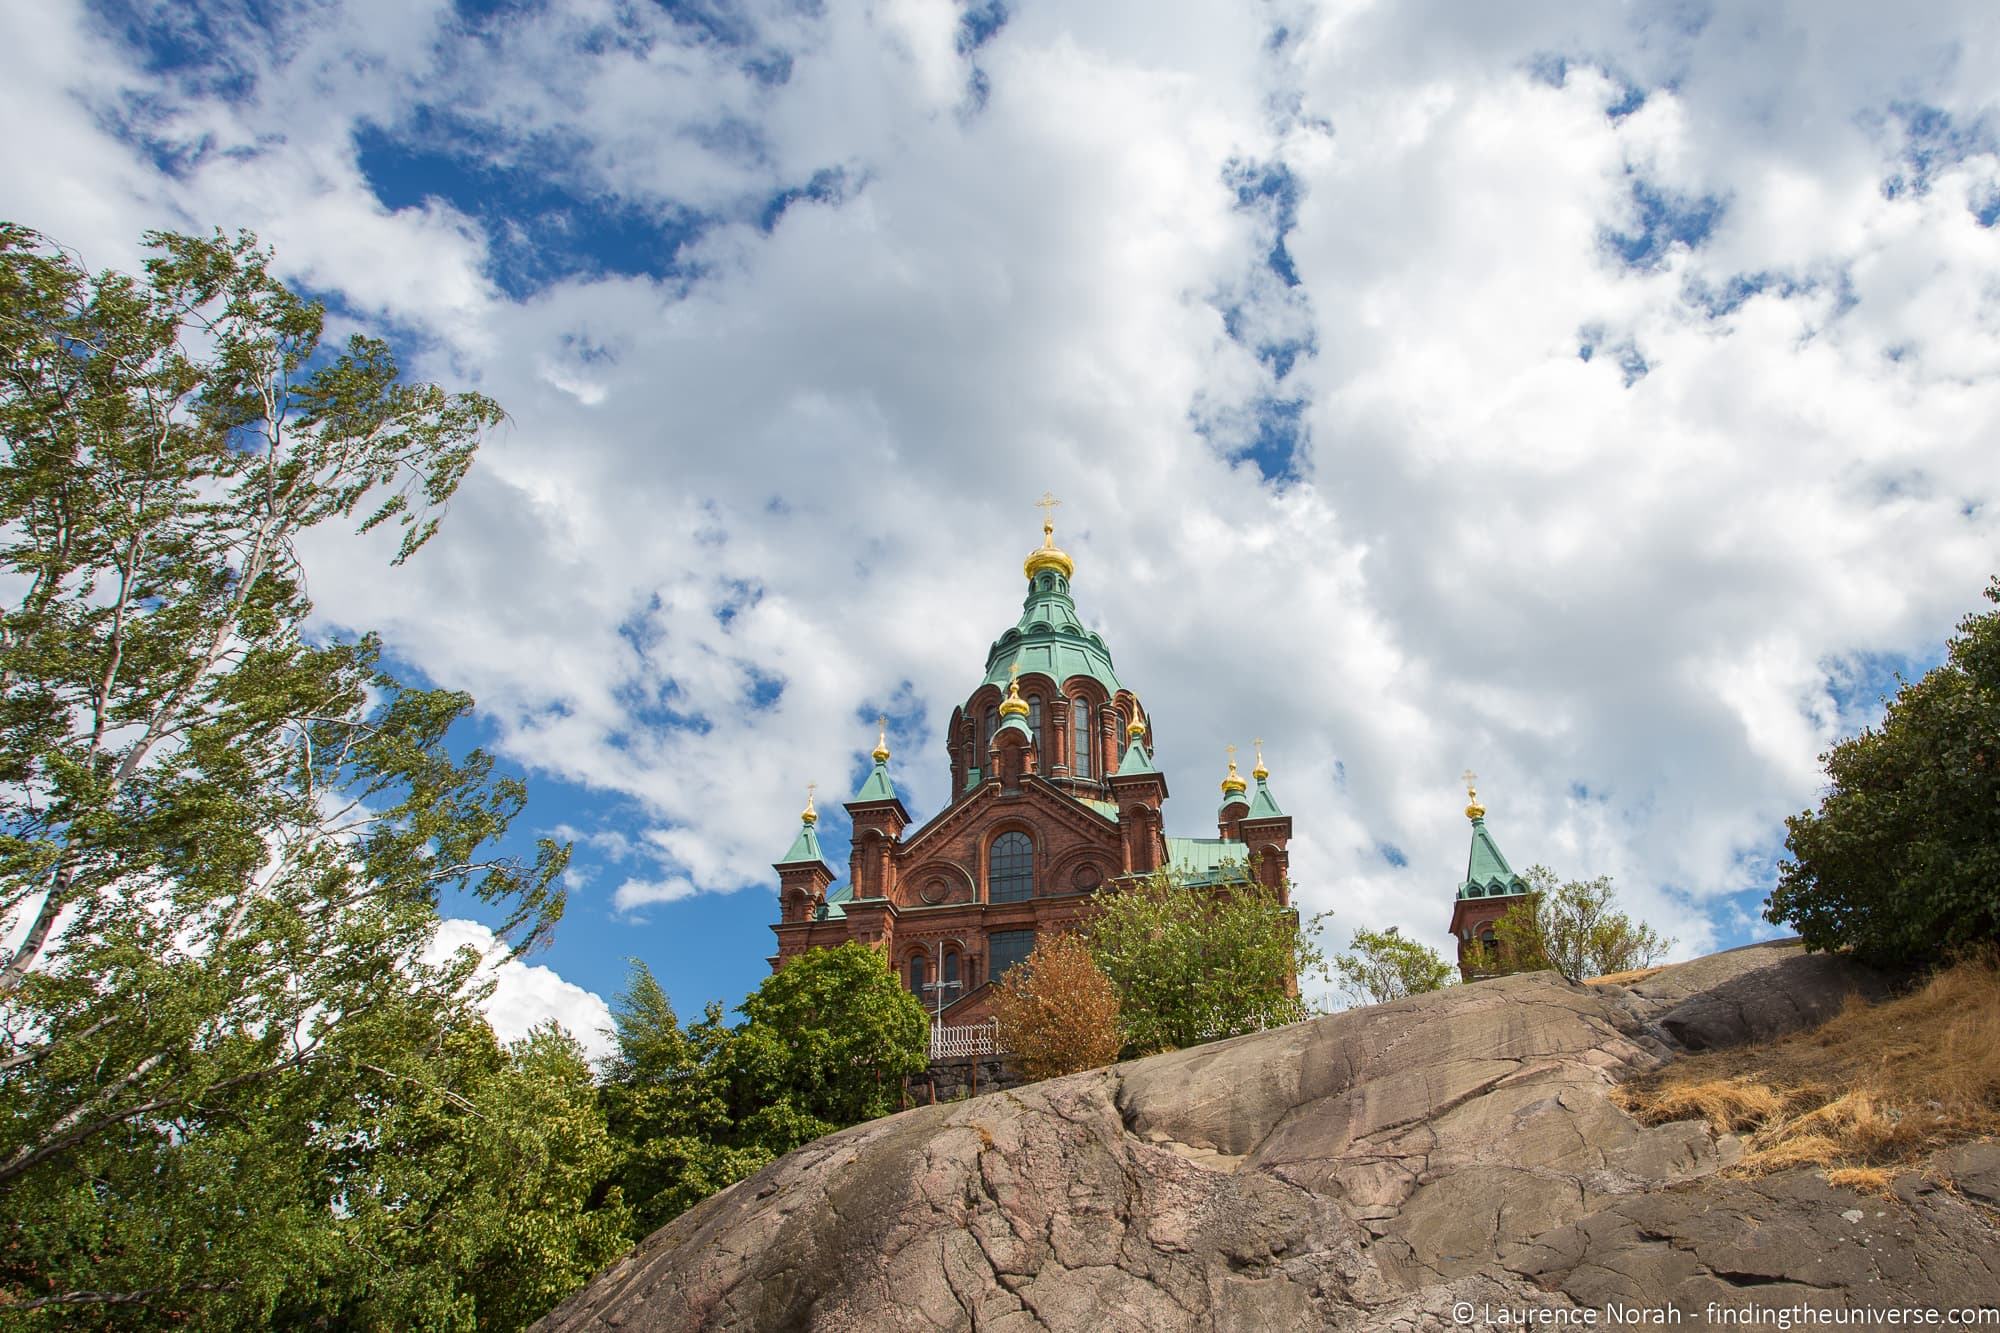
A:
1087;866;1324;1055
600;944;930;1238
0;224;582;1324
1485;867;1672;983
601;963;769;1237
732;940;930;1137
1766;580;2000;965
992;932;1122;1080
1332;926;1455;1007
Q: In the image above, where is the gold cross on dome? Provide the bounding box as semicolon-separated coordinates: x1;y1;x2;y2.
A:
1035;491;1061;523
877;714;888;743
1462;769;1477;796
1254;737;1264;762
1226;743;1237;763
1009;660;1022;682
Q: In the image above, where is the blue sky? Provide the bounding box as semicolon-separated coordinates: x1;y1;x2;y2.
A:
4;0;1999;1051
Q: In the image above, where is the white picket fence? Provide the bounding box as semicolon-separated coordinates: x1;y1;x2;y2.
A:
929;1019;1003;1060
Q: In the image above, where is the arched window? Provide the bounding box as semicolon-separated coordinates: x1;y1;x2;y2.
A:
1027;695;1042;744
988;831;1034;902
1072;699;1093;777
944;951;960;986
908;954;926;996
983;706;997;750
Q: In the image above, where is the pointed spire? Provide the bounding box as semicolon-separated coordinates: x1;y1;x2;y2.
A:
779;784;828;864
1456;773;1525;899
1247;744;1284;819
853;721;898;803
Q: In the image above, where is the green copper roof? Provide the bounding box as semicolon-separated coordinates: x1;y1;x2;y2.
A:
1164;836;1248;884
1246;776;1285;820
851;759;897;804
1079;798;1120;821
1457;817;1528;899
997;713;1032;743
979;569;1123;695
816;883;850;920
778;818;827;866
1114;736;1156;776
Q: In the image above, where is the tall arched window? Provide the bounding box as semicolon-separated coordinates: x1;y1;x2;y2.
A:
944;951;960;986
988;831;1034;902
983;706;997;750
1027;695;1042;743
908;954;926;996
1072;698;1093;777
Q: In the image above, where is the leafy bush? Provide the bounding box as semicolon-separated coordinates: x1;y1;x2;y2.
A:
993;932;1122;1080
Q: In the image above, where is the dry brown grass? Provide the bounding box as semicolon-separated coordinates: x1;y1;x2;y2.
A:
1614;949;2000;1189
1586;966;1669;987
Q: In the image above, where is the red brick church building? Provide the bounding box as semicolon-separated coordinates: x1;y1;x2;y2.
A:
768;507;1293;1024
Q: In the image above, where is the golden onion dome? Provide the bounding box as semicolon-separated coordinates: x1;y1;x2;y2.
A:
998;665;1030;718
1463;770;1486;821
1023;492;1075;581
1220;745;1248;799
871;715;890;764
1126;703;1147;739
801;783;819;825
1251;738;1268;782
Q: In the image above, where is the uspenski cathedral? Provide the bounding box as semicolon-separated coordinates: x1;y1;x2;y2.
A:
767;499;1535;1015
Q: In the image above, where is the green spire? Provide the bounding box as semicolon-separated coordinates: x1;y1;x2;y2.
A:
1247;775;1284;819
1115;732;1156;775
852;716;899;803
778;786;828;865
852;759;897;803
1455;774;1526;898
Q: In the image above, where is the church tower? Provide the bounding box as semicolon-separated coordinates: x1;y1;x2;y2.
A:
766;498;1297;1022
1445;773;1529;979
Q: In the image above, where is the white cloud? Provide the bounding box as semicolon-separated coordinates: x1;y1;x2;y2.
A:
4;0;1998;986
425;918;615;1064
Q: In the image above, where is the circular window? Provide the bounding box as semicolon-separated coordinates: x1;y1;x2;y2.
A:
1073;864;1102;891
920;878;950;905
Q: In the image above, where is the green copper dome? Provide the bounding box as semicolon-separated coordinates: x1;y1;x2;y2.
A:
979;568;1123;695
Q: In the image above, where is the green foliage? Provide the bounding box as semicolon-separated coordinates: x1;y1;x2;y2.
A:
1087;866;1325;1055
1332;927;1455;1007
1484;867;1672;983
601;945;929;1238
1766;580;2000;966
0;224;606;1326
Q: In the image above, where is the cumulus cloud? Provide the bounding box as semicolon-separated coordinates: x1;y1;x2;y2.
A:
425;918;615;1064
4;0;1997;991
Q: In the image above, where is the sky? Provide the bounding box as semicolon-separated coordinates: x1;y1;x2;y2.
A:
4;0;1997;1059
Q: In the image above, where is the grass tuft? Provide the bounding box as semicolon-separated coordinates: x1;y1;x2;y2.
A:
1614;948;2000;1185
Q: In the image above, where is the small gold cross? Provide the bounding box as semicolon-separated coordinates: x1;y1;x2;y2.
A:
1462;769;1477;796
1035;491;1061;523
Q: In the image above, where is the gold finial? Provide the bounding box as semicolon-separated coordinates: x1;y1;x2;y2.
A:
801;782;819;825
1462;769;1485;821
999;660;1030;718
1221;743;1247;799
872;714;890;764
1126;701;1147;740
1252;738;1268;781
1023;491;1076;581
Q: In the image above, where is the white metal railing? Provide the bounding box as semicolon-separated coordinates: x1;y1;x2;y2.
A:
929;1019;1003;1060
